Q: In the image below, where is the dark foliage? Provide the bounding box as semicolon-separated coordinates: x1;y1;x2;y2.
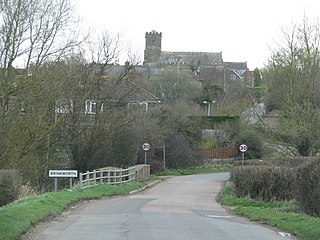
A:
232;165;295;201
295;158;320;217
0;170;21;206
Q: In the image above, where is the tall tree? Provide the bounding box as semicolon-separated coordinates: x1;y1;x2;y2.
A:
265;17;320;109
151;69;201;102
0;0;79;111
253;68;262;87
0;0;80;190
264;16;320;156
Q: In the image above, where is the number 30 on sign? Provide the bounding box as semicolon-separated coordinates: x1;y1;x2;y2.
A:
141;142;152;152
239;144;248;153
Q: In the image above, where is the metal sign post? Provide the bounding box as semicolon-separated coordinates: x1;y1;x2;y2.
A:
141;142;152;165
144;152;147;165
242;152;245;166
162;145;166;169
238;144;248;165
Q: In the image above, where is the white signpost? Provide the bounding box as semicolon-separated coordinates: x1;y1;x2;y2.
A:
49;170;78;192
239;144;248;165
141;142;152;164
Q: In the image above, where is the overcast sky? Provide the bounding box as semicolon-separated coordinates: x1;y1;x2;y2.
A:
74;0;320;69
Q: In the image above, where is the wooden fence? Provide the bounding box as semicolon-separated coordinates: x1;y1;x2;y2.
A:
79;167;136;189
200;147;238;159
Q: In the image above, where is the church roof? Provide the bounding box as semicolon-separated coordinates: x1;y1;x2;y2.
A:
160;51;223;66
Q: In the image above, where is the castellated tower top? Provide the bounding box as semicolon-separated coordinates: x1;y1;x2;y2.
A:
146;30;162;36
145;30;162;49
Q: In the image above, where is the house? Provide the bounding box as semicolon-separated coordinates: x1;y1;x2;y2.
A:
1;64;161;123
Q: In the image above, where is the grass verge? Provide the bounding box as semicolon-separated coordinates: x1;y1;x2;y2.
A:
158;166;230;176
0;182;145;240
220;182;320;240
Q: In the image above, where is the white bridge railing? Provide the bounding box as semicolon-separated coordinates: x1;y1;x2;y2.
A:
79;166;136;189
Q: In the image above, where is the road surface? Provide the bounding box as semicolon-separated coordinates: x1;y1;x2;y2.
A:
24;173;293;240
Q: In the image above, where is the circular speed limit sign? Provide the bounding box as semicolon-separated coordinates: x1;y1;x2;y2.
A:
141;142;152;152
239;144;248;153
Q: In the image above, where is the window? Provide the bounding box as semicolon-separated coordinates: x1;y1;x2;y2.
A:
85;99;96;115
230;74;236;80
55;100;73;113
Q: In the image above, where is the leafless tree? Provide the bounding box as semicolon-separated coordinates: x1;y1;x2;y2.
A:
266;16;320;109
0;0;80;113
0;0;79;69
264;16;320;156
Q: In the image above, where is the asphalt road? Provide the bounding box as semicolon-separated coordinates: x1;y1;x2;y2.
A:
24;173;292;240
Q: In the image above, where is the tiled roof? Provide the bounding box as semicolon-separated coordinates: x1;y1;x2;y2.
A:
100;77;160;103
223;62;248;69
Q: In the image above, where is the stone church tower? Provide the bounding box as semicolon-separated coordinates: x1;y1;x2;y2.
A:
144;30;162;65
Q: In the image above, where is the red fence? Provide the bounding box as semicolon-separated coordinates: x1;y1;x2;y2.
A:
200;147;238;159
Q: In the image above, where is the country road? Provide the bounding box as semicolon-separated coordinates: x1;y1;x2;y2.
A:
23;173;292;240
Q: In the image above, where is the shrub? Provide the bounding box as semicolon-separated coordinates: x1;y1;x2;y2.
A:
270;157;313;168
149;158;165;173
232;165;295;201
164;132;202;168
235;129;263;159
0;169;21;206
295;158;320;217
199;139;218;149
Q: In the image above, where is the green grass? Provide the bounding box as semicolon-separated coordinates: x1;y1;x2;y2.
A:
220;182;320;240
150;174;160;180
0;182;145;240
158;166;230;176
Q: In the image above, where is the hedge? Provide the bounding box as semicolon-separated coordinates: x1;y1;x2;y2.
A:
295;158;320;217
231;157;320;216
232;165;295;201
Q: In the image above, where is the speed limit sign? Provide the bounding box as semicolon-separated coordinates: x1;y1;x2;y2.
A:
239;144;248;153
141;142;152;152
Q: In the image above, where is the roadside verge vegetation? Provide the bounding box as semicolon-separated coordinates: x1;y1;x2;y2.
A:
221;156;320;240
0;182;145;240
220;182;320;240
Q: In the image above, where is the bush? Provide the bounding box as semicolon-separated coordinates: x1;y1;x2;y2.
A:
0;169;21;206
269;157;313;168
295;158;320;217
199;139;218;149
164;132;202;168
232;165;295;201
149;158;165;174
236;129;263;159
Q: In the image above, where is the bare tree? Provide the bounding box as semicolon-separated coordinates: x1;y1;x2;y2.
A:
266;16;320;109
0;0;79;69
264;16;320;156
25;0;79;68
0;0;80;113
0;0;81;190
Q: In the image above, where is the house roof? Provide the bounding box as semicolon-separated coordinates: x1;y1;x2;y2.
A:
233;69;247;78
100;76;160;103
224;62;248;69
